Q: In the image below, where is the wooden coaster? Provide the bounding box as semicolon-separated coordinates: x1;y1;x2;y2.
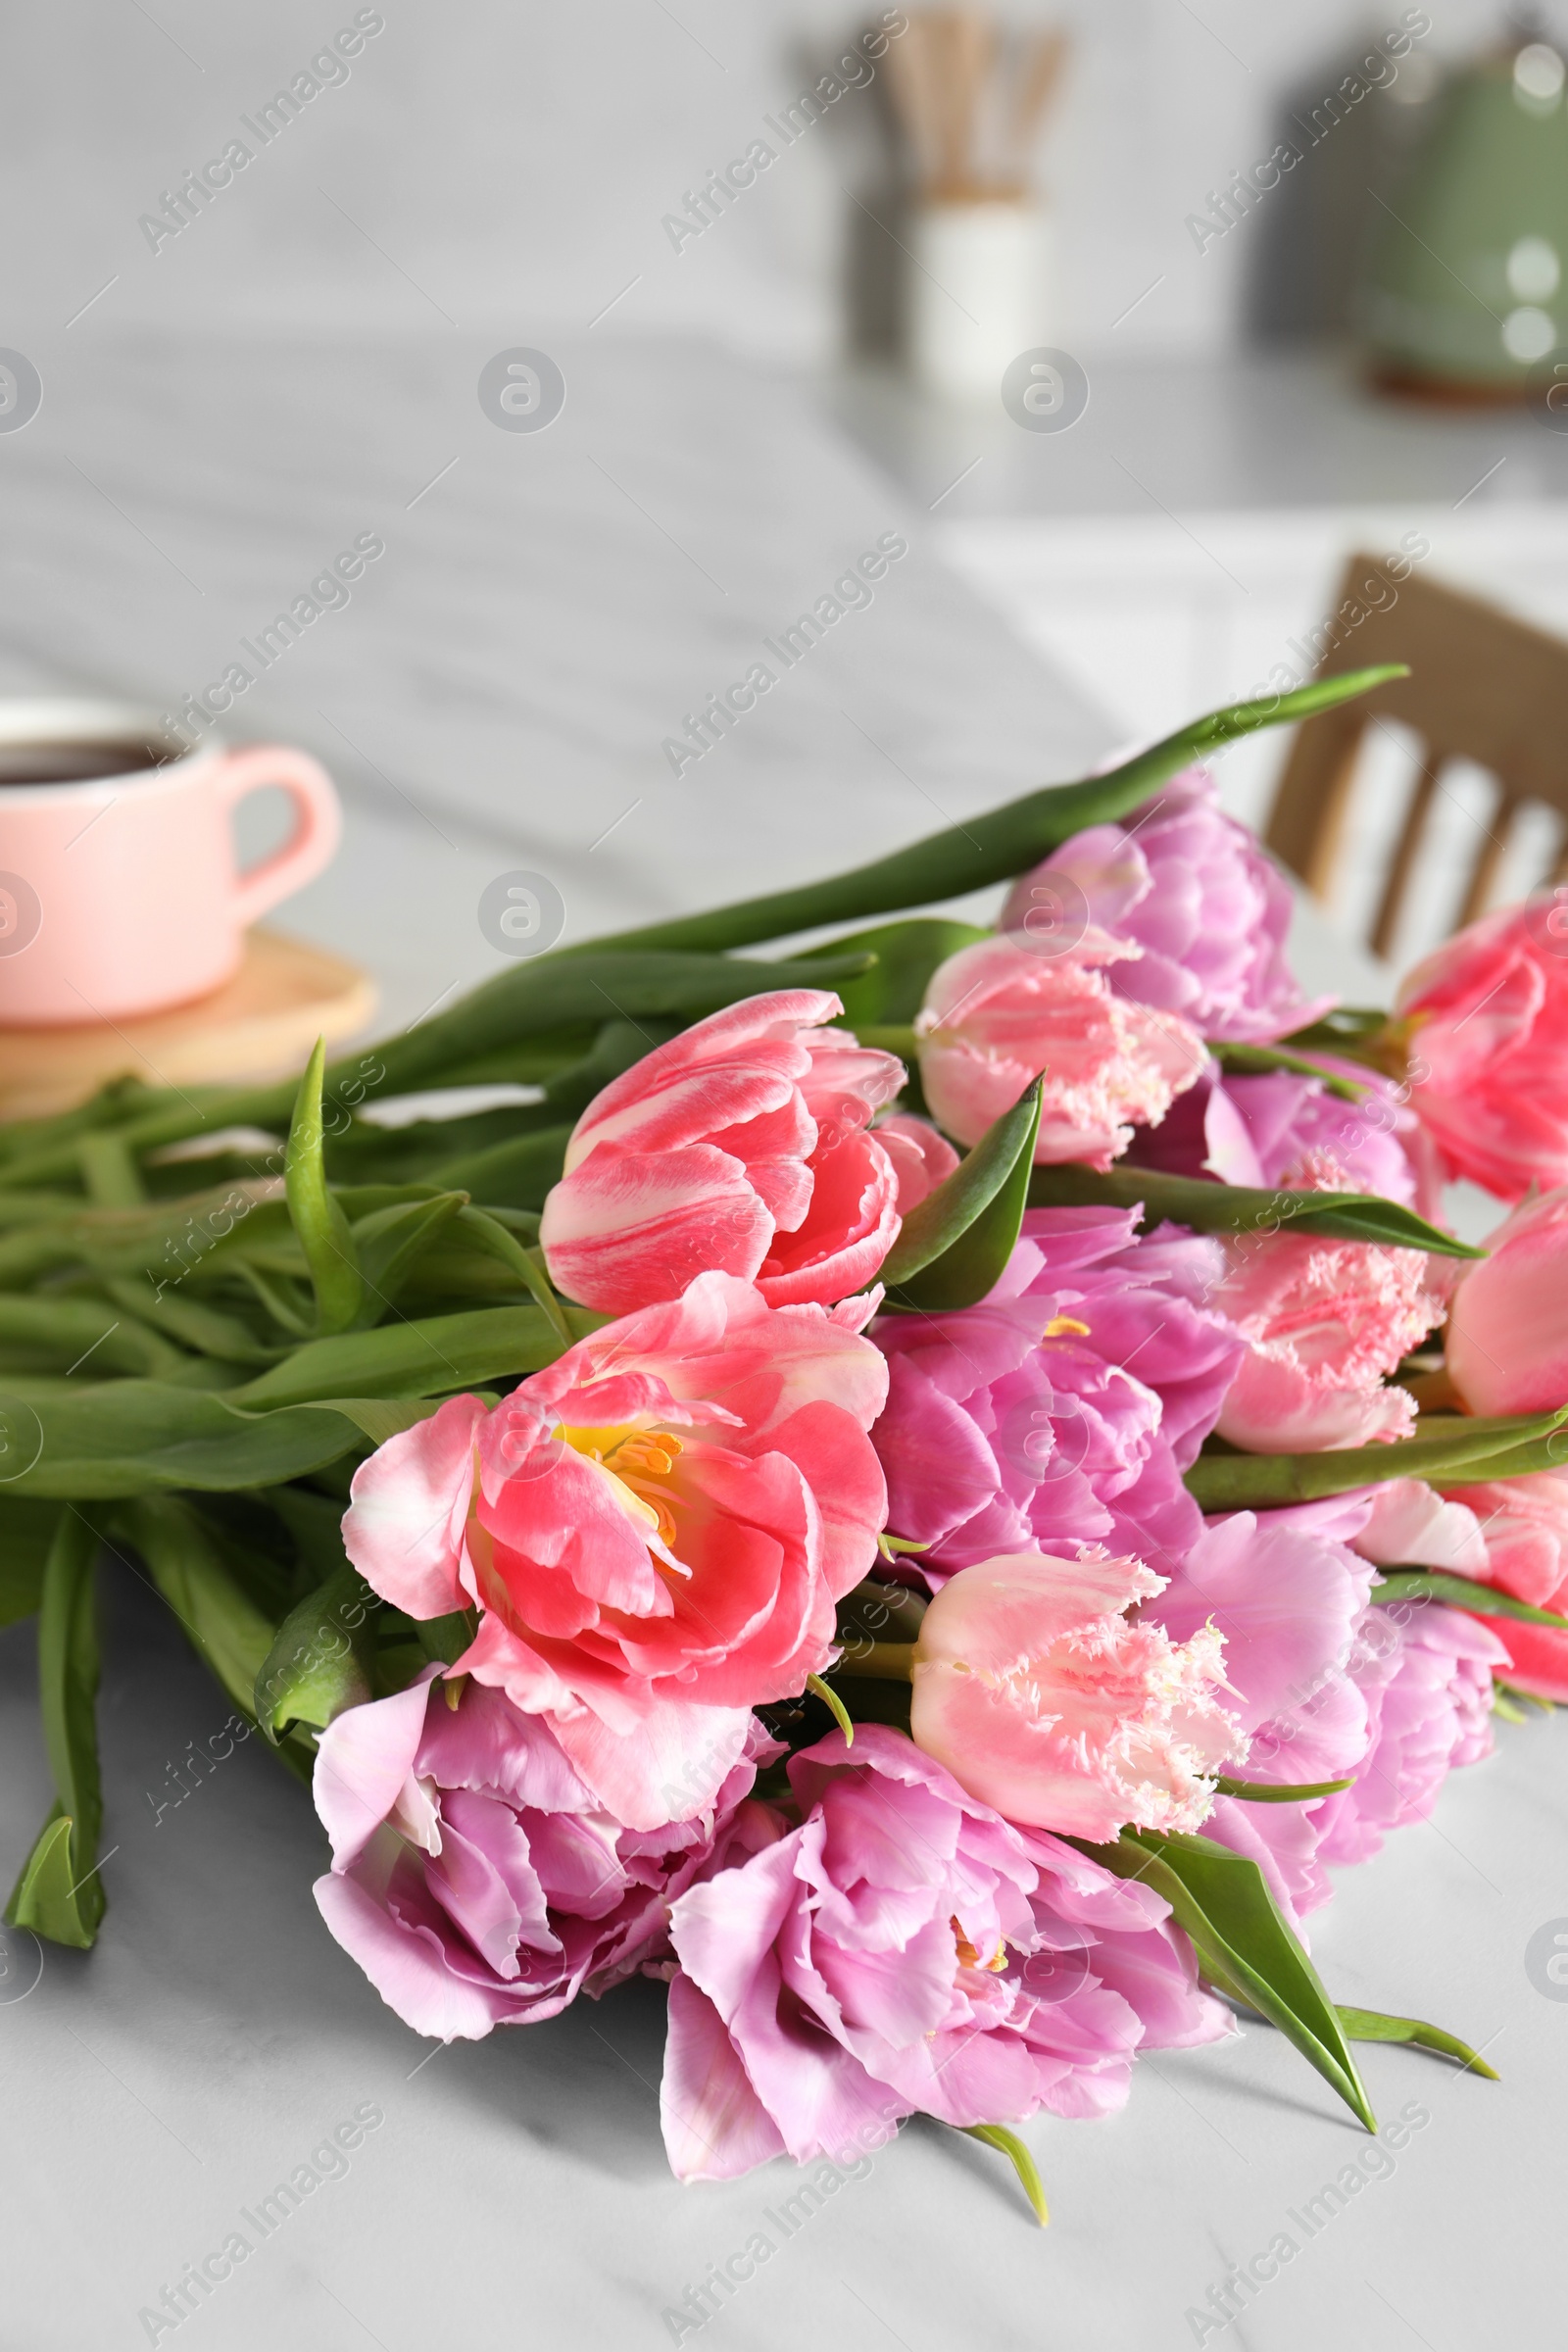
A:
0;929;378;1119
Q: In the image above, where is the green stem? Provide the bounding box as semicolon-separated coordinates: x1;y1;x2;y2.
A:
857;1023;920;1057
832;1641;916;1681
1213;1774;1354;1803
1208;1042;1368;1102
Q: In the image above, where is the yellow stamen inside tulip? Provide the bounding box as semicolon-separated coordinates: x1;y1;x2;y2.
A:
555;1423;686;1554
1043;1315;1090;1339
951;1913;1010;1974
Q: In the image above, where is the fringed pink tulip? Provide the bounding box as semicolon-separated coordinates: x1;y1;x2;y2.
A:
913;931;1206;1168
906;1549;1244;1839
1210;1229;1451;1452
341;1273;888;1830
539;990;905;1314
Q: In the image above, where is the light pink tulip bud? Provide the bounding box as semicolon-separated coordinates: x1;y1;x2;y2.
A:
908;1548;1245;1840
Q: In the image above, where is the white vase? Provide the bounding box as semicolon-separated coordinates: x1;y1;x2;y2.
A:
907;199;1048;400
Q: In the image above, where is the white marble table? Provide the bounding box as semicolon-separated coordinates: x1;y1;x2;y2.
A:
0;333;1561;2352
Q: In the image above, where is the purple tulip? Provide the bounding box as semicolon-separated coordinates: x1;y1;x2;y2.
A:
1147;1492;1506;1931
1313;1600;1506;1868
660;1726;1231;2180
870;1205;1247;1581
1002;768;1332;1044
312;1670;777;2039
1126;1060;1424;1207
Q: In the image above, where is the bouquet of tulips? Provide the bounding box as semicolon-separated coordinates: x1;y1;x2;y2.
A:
7;664;1565;2240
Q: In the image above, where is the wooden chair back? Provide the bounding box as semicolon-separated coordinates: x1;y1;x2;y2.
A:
1264;553;1568;957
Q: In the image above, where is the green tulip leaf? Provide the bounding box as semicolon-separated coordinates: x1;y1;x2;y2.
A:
1211;1775;1356;1802
227;1299;598;1410
5;1511;107;1948
1026;1161;1484;1259
0;1497;65;1628
1081;1825;1376;2132
1336;2006;1498;2079
453;1206;573;1345
285;1039;364;1335
426;1125;575;1212
1369;1570;1568;1628
254;1561;377;1744
958;2125;1050;2227
798;917;991;1029
0;1374;455;1498
119;1494;280;1716
349;1192;468;1320
1186;1407;1568;1511
880;1081;1043;1311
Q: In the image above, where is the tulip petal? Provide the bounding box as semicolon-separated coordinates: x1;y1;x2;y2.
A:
661;1972;788;2180
341;1394;483;1619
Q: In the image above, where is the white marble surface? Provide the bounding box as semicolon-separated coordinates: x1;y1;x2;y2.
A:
0;333;1561;2352
0;330;1112;1031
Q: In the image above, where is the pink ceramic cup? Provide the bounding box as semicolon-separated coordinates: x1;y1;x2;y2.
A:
0;700;342;1026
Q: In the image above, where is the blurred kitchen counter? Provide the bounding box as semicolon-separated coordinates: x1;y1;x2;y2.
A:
830;349;1568;971
828;346;1568;518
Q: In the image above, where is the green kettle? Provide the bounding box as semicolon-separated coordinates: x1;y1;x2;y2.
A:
1360;31;1568;393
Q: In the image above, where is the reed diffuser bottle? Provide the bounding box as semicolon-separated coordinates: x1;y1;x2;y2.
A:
886;12;1067;398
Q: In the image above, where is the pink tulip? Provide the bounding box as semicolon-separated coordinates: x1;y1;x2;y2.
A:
539;990;906;1315
906;1549;1244;1839
660;1726;1231;2180
873;1110;959;1208
1398;896;1568;1200
913;931;1207;1169
1211;1230;1452;1451
341;1272;888;1830
1338;1476;1491;1573
1441;1467;1568;1699
313;1673;778;2040
1001;768;1332;1043
1446;1186;1568;1417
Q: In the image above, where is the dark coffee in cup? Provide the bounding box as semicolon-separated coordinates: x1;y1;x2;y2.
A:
0;739;172;786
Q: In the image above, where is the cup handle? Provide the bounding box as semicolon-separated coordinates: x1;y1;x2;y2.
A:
214;746;343;930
